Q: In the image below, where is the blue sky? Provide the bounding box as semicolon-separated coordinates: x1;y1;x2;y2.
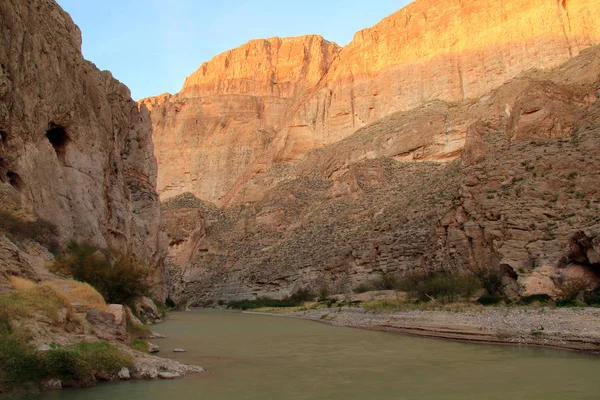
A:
56;1;411;100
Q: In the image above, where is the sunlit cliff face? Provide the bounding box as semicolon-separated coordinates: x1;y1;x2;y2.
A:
141;0;600;207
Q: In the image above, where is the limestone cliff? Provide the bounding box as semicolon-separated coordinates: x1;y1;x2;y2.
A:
0;0;166;280
143;35;339;205
144;0;600;207
162;47;600;305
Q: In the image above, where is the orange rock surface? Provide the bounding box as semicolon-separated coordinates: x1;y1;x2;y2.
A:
142;0;600;206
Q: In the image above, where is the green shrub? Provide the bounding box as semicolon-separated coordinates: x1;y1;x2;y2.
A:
317;286;329;302
415;274;480;303
477;295;505;305
227;296;303;310
64;342;132;376
0;334;42;383
353;283;371;294
129;339;148;353
42;348;82;379
0;333;131;387
474;268;504;296
519;294;552;305
555;298;577;307
52;242;153;305
370;273;401;290
291;287;314;302
584;288;600;305
398;272;480;304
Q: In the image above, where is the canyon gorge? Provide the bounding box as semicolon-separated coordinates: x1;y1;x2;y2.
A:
1;0;600;393
140;0;600;305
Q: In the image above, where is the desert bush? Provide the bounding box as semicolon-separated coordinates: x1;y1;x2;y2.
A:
370;273;401;290
0;332;131;387
0;210;60;253
317;286;330;302
584;288;600;306
291;287;314;302
227;296;303;310
416;274;480;303
474;267;504;296
352;283;371;294
52;242;153;305
0;334;43;383
399;272;480;304
61;342;132;377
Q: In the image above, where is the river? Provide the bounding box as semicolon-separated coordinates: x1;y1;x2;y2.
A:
31;309;600;399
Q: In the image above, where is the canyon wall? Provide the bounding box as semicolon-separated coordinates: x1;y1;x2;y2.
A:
144;0;600;206
0;0;166;280
162;47;600;304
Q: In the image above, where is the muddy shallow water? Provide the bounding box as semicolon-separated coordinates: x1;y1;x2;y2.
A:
31;309;600;400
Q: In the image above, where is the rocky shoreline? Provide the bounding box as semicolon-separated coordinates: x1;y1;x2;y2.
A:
251;307;600;355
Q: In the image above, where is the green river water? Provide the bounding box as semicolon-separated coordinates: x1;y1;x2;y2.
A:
31;309;599;400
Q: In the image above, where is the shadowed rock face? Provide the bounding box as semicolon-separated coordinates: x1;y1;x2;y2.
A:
162;47;600;305
143;0;600;207
0;0;166;275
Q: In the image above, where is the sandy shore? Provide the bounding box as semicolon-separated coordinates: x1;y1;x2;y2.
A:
249;306;600;354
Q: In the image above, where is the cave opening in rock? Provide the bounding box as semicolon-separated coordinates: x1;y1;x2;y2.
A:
6;171;23;190
46;126;70;163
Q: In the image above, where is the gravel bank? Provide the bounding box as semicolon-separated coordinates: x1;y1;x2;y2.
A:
255;307;600;354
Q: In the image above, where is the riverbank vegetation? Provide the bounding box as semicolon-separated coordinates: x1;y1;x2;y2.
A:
0;283;131;391
51;242;153;305
228;270;600;313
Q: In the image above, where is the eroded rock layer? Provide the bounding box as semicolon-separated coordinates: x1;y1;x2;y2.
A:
144;0;600;207
0;0;165;276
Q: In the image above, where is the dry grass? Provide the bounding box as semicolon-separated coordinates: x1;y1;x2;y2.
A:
0;284;74;327
8;276;37;291
45;280;107;311
8;277;106;311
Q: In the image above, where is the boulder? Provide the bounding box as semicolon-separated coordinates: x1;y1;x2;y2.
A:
118;367;131;380
132;296;163;325
85;309;127;342
147;343;160;353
